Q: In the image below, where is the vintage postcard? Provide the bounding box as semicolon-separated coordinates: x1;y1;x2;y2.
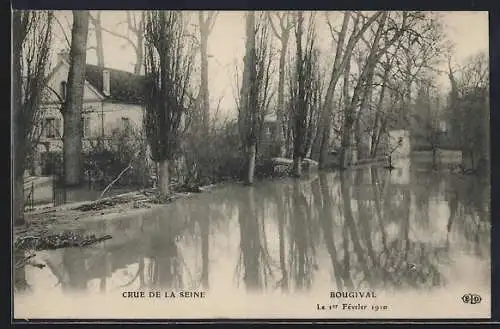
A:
12;10;490;320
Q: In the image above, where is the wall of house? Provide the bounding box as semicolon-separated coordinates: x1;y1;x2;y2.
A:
38;101;104;152
39;59;105;153
38;102;145;153
101;102;144;133
39;59;146;150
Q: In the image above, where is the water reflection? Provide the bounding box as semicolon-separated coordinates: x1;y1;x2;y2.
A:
14;250;30;292
16;160;490;301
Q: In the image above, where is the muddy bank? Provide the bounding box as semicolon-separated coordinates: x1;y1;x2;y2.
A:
14;184;221;253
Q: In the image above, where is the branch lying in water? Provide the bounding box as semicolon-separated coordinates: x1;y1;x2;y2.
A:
99;162;133;200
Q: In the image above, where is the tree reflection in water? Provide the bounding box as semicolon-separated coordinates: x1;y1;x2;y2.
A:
14;250;30;292
188;200;211;290
368;167;448;291
271;183;290;293
308;165;477;292
288;180;317;291
236;187;274;291
21;162;489;298
314;173;348;290
339;172;374;289
448;172;490;257
62;247;88;291
146;208;186;290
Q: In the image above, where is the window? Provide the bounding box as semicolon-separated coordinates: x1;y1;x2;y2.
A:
44;117;60;138
60;81;67;100
121;117;130;131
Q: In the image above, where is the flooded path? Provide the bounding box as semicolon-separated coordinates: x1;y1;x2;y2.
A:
14;159;491;319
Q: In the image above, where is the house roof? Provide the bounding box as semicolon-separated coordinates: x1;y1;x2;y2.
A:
84;64;147;105
55;52;146;105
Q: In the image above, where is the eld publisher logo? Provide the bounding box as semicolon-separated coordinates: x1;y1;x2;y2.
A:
462;293;482;305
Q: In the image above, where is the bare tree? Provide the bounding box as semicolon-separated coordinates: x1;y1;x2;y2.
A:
198;11;218;132
100;11;145;75
448;52;489;173
290;12;318;177
63;11;90;186
317;11;382;168
88;11;105;67
12;10;53;226
238;12;274;185
239;12;258;185
143;11;196;198
338;12;430;168
339;12;392;168
267;11;294;157
365;12;445;159
412;78;442;168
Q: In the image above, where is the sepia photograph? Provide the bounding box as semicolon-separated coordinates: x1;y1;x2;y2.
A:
12;10;490;320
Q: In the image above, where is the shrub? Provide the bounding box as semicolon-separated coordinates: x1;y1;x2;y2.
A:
182;119;245;186
83;127;154;188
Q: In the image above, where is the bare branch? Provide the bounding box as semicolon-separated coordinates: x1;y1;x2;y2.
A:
53;15;71;49
208;11;219;33
100;24;139;53
267;12;282;40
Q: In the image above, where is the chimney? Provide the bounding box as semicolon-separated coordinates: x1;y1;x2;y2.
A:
102;69;110;96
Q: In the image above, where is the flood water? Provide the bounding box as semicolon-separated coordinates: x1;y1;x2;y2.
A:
14;158;491;319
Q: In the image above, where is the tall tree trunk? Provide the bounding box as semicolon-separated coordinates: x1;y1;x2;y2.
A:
12;11;25;226
356;69;375;159
90;11;105;67
64;11;90;186
243;12;257;185
370;64;390;157
199;12;211;132
276;41;288;157
339;58;352;169
293;11;307;177
14;176;24;226
158;159;170;199
318;109;333;168
267;13;292;157
133;12;145;75
246;143;256;185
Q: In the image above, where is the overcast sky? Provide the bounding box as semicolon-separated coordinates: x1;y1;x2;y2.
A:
52;11;489;117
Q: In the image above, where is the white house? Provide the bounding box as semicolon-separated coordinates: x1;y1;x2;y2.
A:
34;52;148;174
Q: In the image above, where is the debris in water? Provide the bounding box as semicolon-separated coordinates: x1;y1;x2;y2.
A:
14;231;112;251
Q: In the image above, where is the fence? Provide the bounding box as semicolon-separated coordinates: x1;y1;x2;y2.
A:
52;174;67;207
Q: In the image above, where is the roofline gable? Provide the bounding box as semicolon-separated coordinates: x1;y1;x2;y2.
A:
45;57;106;102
